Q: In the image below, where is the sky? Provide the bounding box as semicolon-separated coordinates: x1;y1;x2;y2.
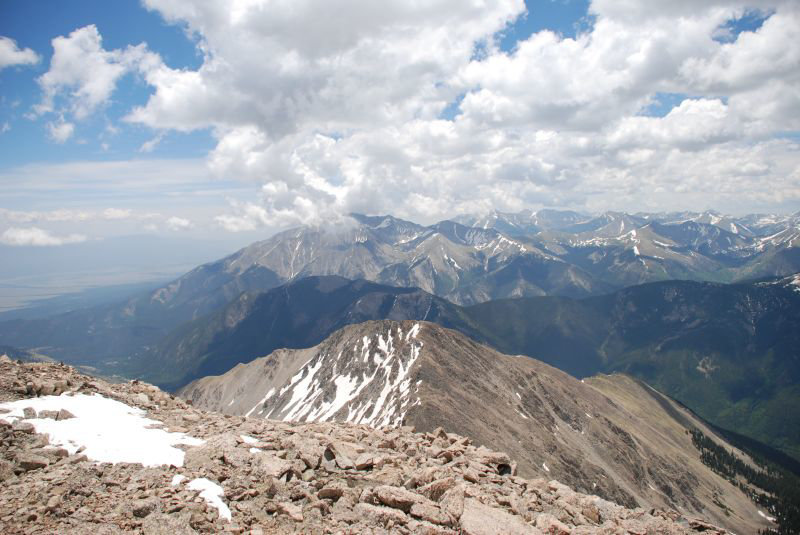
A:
0;0;799;249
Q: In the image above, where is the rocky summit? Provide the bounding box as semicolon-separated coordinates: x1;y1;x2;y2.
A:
0;355;733;534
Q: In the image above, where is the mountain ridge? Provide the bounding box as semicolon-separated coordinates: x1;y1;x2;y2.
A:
180;319;774;534
0;355;745;534
1;208;797;371
135;274;800;464
0;209;797;463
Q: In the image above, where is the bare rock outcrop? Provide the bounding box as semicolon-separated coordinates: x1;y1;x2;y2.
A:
0;359;730;534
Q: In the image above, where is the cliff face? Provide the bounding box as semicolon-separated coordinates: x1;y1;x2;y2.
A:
0;356;740;534
180;321;772;534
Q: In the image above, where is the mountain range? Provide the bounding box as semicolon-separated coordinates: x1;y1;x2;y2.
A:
1;210;798;451
116;273;798;465
1;208;798;532
1;209;798;367
0;210;798;453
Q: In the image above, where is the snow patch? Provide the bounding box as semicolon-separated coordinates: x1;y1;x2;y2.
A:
263;325;424;429
245;387;275;418
790;273;800;293
171;474;186;486
758;510;776;522
188;478;231;521
406;323;421;341
377;333;392;356
362;336;371;362
240;435;258;445
0;393;203;467
375;217;393;229
314;373;364;421
360;339;421;427
282;357;325;420
444;254;462;270
397;232;422;244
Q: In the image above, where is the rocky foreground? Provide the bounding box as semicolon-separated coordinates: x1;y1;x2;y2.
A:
0;357;729;534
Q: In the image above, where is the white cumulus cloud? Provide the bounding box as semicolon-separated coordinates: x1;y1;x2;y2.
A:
0;208;90;223
140;0;800;224
165;216;193;231
46;118;75;143
34;24;162;136
0;208;156;224
102;208;133;220
133;0;523;135
0;227;87;247
36;25;127;119
139;133;165;153
32;1;798;226
0;36;39;69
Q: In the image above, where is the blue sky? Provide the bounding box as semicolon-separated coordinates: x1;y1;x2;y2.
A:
0;0;594;168
0;0;797;248
0;0;209;167
499;0;592;48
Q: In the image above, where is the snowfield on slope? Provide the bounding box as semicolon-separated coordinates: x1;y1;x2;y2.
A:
247;323;423;428
0;393;203;466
